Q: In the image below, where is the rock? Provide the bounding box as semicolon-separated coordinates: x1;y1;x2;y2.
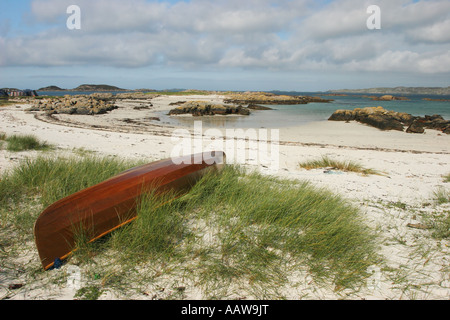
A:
28;95;118;115
406;120;425;134
237;105;250;115
371;95;410;101
328;109;356;121
329;106;449;134
358;114;404;131
247;104;273;110
423;98;450;102
90;93;114;100
58;107;78;115
224;92;332;105
145;117;160;121
169;101;251;116
396;112;415;126
415;115;450;133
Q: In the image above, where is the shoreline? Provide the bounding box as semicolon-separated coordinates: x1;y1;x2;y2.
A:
0;94;449;300
1;95;449;200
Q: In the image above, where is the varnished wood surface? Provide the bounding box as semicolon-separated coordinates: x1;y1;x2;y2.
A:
34;151;225;270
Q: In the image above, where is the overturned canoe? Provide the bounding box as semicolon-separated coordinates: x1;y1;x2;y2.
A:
34;151;225;270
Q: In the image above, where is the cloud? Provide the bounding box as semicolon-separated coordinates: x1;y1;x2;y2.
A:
406;19;450;43
0;0;449;79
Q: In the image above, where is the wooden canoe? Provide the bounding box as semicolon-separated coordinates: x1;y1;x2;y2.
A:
34;151;225;270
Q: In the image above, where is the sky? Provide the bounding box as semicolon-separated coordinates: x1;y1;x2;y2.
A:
0;0;449;91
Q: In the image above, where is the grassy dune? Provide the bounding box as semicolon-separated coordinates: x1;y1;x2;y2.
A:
0;155;380;298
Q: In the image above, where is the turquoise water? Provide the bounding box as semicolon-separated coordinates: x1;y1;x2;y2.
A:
166;93;450;129
38;91;450;129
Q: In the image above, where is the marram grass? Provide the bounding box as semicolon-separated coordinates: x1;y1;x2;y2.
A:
0;156;380;298
299;155;382;176
4;134;53;152
444;173;450;183
105;165;380;293
434;187;450;205
0;155;144;234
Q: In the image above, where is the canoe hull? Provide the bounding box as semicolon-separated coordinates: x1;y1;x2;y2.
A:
34;151;225;270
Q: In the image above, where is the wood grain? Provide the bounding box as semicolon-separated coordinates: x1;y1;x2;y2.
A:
34;151;225;270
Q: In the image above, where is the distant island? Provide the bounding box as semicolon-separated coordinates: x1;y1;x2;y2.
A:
38;84;128;92
329;86;450;95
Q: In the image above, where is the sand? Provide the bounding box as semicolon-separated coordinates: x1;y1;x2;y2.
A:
0;94;449;300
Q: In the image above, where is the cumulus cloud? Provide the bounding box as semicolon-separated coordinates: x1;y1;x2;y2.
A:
1;0;449;77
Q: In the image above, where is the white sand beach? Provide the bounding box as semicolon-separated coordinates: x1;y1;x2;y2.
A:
0;94;449;300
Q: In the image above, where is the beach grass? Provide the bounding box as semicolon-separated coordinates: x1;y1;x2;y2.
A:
0;132;5;149
433;187;450;205
85;165;380;295
0;156;380;298
299;155;382;176
0;156;144;238
0;98;17;107
4;134;53;152
427;211;450;240
444;173;450;183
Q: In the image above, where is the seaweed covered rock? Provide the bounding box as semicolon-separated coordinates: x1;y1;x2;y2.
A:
329;106;450;134
169;101;251;116
224;92;332;105
28;94;118;115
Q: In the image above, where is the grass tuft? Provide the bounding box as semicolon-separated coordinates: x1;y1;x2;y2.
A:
434;187;450;205
5;134;53;152
0;155;144;234
444;173;450;183
0;98;17;107
299;155;382;176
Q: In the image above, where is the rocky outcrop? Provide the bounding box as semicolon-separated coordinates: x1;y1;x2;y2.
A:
115;92;155;99
169;101;251;116
423;98;450;102
247;104;273;110
28;94;118;115
370;95;409;101
329;86;450;95
224;92;332;105
409;115;450;134
405;121;425;134
329;106;450;134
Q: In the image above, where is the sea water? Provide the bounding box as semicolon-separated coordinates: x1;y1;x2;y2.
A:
162;93;450;129
37;91;450;129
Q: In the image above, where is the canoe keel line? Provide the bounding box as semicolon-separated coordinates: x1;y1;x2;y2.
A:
34;151;226;270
